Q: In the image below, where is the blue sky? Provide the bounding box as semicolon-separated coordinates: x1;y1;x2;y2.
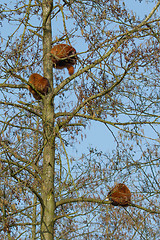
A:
72;0;159;156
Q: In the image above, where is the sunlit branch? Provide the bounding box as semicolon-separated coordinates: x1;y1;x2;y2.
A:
56;197;160;214
0;101;42;117
0;83;26;88
131;203;160;214
56;197;110;208
28;29;43;39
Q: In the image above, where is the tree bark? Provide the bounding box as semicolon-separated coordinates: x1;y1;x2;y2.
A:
41;1;55;239
32;194;37;240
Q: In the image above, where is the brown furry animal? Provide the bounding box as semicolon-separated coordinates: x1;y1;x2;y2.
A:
51;44;77;75
106;183;131;206
28;73;50;100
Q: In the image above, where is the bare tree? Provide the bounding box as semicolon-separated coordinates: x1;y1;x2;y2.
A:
0;0;160;239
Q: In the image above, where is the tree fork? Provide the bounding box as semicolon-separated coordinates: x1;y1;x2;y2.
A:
41;1;55;239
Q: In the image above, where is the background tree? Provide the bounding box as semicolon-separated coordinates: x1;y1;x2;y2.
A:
0;0;160;239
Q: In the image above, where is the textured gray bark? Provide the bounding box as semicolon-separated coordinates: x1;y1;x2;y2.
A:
41;1;55;239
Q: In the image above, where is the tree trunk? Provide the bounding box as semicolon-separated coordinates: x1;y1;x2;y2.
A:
41;1;55;239
32;194;37;240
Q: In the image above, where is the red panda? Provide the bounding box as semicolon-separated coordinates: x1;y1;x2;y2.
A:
51;44;77;75
28;73;50;100
106;183;131;206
